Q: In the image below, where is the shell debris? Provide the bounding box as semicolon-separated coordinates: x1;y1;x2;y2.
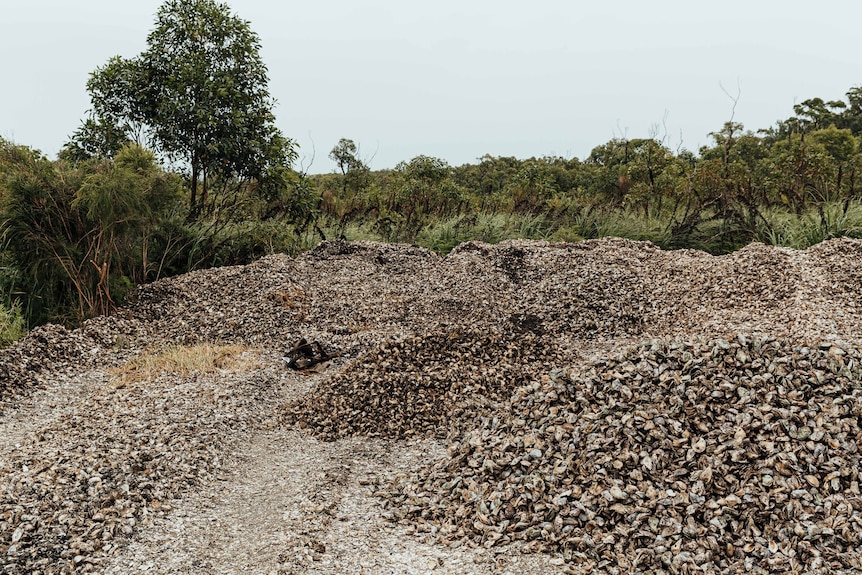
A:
383;336;862;573
3;237;862;573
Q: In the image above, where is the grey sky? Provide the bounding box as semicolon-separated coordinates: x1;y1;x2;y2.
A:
2;1;861;173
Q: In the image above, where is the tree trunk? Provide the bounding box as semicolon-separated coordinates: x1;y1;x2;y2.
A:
190;157;199;216
201;164;208;213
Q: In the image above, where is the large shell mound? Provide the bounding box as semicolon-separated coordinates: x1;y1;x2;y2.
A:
3;237;862;573
385;336;862;573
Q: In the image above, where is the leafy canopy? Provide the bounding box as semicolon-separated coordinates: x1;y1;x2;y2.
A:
65;0;296;214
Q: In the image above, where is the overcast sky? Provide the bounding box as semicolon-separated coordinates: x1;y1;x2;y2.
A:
2;1;861;173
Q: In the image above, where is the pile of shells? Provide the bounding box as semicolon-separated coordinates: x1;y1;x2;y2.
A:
0;314;151;408
805;239;862;304
0;355;284;574
0;325;75;404
286;239;657;343
7;237;862;406
446;240;651;339
283;326;569;440
383;335;862;573
125;253;303;346
0;324;102;407
5;237;862;573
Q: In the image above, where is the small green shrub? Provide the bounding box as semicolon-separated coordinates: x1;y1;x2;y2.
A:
0;300;26;347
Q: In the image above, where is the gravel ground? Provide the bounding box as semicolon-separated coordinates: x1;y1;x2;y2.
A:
1;238;861;574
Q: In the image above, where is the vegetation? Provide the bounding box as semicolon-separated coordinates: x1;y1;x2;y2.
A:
110;343;259;388
0;300;26;347
63;0;296;219
310;115;862;255
2;0;862;345
1;0;313;332
6;142;193;320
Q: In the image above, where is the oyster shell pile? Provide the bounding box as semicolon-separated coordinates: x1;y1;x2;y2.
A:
2;237;862;573
0;317;145;408
384;336;862;573
283;327;568;439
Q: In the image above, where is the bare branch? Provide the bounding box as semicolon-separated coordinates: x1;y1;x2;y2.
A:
366;140;380;168
661;109;670;146
719;79;741;125
298;131;316;175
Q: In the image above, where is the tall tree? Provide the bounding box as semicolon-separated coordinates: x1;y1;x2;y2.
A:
61;56;144;162
328;138;370;194
67;0;296;215
329;138;362;177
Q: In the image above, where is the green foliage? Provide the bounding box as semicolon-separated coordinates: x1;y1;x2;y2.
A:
0;299;26;347
505;160;559;212
2;136;316;325
61;117;134;163
67;0;297;216
387;156;465;227
1;139;85;321
809;125;857;163
60;56;142;162
329;139;369;179
760;201;862;249
12;60;862;333
321;138;371;236
193;220;297;267
0;141;183;323
310;89;862;255
453;155;522;205
264;170;321;230
4;0;319;327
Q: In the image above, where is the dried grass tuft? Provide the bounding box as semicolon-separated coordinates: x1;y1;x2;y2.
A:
111;344;260;387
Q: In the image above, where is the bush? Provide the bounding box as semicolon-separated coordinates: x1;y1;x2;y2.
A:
0;300;26;347
1;143;183;324
759;201;862;249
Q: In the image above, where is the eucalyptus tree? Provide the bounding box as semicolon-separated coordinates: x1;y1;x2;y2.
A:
393;155;464;219
329;138;370;195
67;0;296;216
505;159;560;213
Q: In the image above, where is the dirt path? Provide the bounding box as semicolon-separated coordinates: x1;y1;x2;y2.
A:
100;366;567;575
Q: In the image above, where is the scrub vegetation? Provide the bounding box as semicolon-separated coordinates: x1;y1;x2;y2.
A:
2;0;862;335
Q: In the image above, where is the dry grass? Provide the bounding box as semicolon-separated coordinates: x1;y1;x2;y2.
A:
111;344;260;387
